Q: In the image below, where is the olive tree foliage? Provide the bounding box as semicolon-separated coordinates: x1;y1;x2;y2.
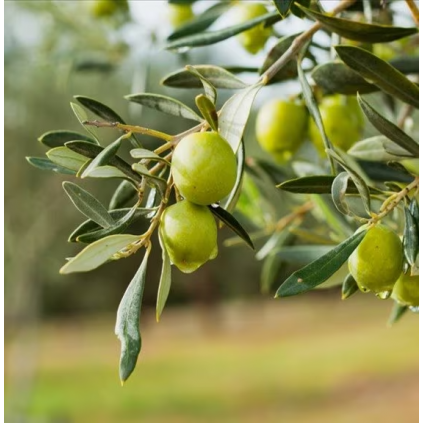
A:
26;0;419;382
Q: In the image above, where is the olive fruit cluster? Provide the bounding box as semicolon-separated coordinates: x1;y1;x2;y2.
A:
348;225;404;295
255;99;308;163
160;132;237;273
309;95;364;155
232;3;272;54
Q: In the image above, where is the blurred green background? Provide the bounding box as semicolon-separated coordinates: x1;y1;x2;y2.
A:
5;2;418;422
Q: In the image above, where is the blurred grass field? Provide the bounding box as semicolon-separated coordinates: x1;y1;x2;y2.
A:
6;294;418;423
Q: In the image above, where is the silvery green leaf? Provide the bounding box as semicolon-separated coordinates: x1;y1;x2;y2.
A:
156;232;172;322
46;147;89;172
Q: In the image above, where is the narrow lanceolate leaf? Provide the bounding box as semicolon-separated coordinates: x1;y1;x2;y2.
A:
70;102;100;143
156;233;172;322
165;10;280;50
186;65;217;103
77;203;139;244
26;157;76;175
74;95;141;148
222;138;245;213
38;130;96;148
130;149;170;164
275;230;367;298
167;2;232;41
60;234;139;274
298;5;418;43
219;82;263;153
259;33;300;83
277;175;380;195
336;46;419;109
357;95;419;158
208;205;254;250
82;136;123;178
125;93;202;122
312;61;377;95
297;50;333;161
68;207;153;243
65;141;142;183
132;163;167;198
161;65;248;90
273;0;294;17
195;94;218;131
342;273;359;300
46;147;89;172
348;136;411;162
403;207;418;267
332;172;353;216
410;198;419;223
327;149;372;216
115;246;151;383
387;302;408;326
86;166;129;181
63;181;114;228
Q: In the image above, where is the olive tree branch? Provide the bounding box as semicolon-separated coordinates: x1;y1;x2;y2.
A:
405;0;419;26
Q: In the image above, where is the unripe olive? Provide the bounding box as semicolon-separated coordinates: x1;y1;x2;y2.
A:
168;3;194;29
171;132;237;206
309;95;364;156
255;99;308;162
231;3;272;54
160;201;218;273
391;273;419;307
90;0;128;17
348;225;403;293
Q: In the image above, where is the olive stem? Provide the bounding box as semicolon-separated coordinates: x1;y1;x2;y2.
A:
405;0;419;26
260;0;357;85
370;177;419;224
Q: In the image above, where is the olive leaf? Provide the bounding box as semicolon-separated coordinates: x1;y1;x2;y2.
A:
387;302;408;326
62;181;114;228
46;147;90;172
275;229;367;297
336;46;419;109
109;181;138;211
125;93;203;122
85;166;130;181
167;2;232;41
70;102;101;144
186;65;217;104
219;81;263;153
357;95;419;158
26;157;76;175
273;0;294;18
65;141;142;183
115;246;151;383
38;130;97;148
161;65;248;90
60;234;139;274
165;10;280;50
156;232;172;322
348;136;411;162
195;94;218;131
331;171;353;216
342;274;359;300
76;203;140;244
403;207;418;267
74;95;142;148
208;205;254;250
68;207;153;243
130;149;170;164
81;136;123;179
298;5;418;43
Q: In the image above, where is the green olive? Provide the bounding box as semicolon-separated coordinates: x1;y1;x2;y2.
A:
171;132;237;206
160;201;218;273
309;95;364;156
348;224;404;293
90;0;128;17
231;3;272;54
168;3;194;29
391;272;419;307
255;99;308;163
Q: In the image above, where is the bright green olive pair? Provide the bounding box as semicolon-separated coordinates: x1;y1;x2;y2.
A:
255;95;364;161
160;132;237;273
